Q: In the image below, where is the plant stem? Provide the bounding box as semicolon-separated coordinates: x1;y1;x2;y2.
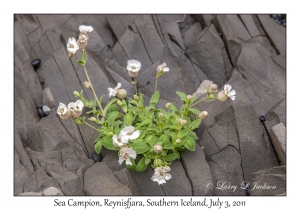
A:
84;121;99;132
189;97;207;108
83;66;105;116
154;77;158;92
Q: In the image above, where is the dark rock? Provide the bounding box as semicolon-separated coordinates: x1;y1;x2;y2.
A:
24;174;39;192
264;98;286;132
35;167;60;191
207;123;239;152
257;15;286;55
42;105;51;116
238;15;266;37
208;146;244;195
183;22;203;47
113;168;140;195
250;166;286;196
106;15;127;40
19;14;39;35
92;152;103;163
84;162;131;195
111;42;129;68
101;149;125;172
135;15;165;63
61;147;83;173
180;144;213;195
272;54;286;71
31;59;41;71
76;163;92;189
37;107;45;118
187;24;232;87
161;160;192;195
118;29;153;70
269;123;286;165
129;166;165;195
192;14;215;28
228;93;278;181
47;165;85;195
14;152;29;195
246;36;277;54
199;130;220;157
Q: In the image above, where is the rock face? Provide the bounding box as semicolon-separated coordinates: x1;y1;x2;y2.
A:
14;14;285;196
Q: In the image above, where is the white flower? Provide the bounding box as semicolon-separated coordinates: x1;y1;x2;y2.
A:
79;25;94;33
118;147;137;165
120;126;140;141
68;100;84;118
108;83;121;97
67;37;79;57
126;60;141;77
56;102;69;119
112;134;129;147
151;166;172;185
157;63;169;72
224;84;236;101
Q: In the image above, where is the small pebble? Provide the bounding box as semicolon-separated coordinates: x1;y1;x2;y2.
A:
259;115;266;122
42;105;51;116
92;152;103;162
37;107;45;118
31;59;41;71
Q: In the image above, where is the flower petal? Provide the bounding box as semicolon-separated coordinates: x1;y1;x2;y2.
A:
67;102;75;109
230;90;236;96
164;173;172;180
163;67;169;72
75;100;84;109
125;158;132;165
116;83;121;89
230;95;236;101
118;157;124;165
129;130;140;140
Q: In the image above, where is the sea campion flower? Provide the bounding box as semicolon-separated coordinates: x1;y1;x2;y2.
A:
56;102;70;119
120;126;140;141
151;166;172;185
67;37;79;57
79;25;94;33
108;83;121;97
218;84;236;101
118;147;137;165
112;134;128;147
199;111;208;119
153;144;163;153
67;100;84;118
156;63;169;78
126;60;141;78
77;25;93;50
224;84;236;100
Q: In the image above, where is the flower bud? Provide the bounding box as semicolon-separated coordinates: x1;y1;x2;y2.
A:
89;117;97;122
199;111;208;120
73;91;80;97
217;90;228;102
154;144;163;153
166;103;172;109
178;118;187;126
133;95;139;100
116;89;127;99
210;84;218;92
84;81;91;89
176;139;181;144
117;100;122;106
187;95;193;100
159;113;164;118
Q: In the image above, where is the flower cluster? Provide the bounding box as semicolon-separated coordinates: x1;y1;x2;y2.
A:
56;100;84;119
67;25;93;57
58;24;237;186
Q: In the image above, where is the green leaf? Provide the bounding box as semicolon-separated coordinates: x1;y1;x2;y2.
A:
82;49;87;63
150;91;160;107
94;141;102;154
102;136;115;150
137;93;144;108
177;129;189;139
170;104;179;113
164;153;178;162
125;158;136;171
190;119;201;130
158;134;170;146
131;142;151;154
163;143;174;150
184;136;196;151
172;149;180;159
77;60;85;66
176;91;187;102
124;112;133;126
189;108;201;115
103;98;118;116
135;157;148;172
135;119;152;129
121;99;127;113
107;111;119;123
145;157;151;165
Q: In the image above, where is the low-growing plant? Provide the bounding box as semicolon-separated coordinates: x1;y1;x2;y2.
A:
57;25;236;185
